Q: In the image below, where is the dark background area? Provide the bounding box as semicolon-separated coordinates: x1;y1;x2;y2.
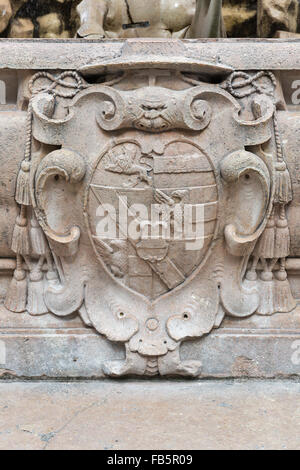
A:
1;0;300;38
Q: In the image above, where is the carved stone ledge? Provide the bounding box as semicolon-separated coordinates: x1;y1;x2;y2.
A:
2;39;300;71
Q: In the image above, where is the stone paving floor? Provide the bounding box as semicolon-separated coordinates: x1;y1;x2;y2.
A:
0;380;299;450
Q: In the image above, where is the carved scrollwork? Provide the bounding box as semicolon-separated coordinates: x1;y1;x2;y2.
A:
4;66;297;378
166;284;219;341
94;86;127;131
35;148;86;257
94;85;214;132
182;89;213;131
223;70;296;318
221;150;271;257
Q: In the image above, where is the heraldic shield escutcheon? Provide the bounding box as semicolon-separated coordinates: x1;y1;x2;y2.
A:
86;138;218;301
5;55;296;377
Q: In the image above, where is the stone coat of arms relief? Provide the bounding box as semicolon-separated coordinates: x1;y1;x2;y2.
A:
4;61;296;377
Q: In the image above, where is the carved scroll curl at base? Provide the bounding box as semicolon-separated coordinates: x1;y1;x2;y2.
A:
221;150;270;257
35;149;86;257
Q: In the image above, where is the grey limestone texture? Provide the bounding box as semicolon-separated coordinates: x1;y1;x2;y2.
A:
0;380;299;450
1;39;300;378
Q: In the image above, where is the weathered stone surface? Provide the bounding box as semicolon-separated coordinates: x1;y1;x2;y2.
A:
0;380;299;450
0;39;300;379
3;61;289;376
1;305;300;378
3;39;300;71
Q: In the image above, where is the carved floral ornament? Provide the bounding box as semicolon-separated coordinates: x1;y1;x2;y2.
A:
4;66;296;377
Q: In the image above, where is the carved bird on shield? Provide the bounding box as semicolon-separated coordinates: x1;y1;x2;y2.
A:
154;189;189;225
93;238;128;278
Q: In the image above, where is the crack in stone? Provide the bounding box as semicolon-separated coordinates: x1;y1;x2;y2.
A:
42;401;99;450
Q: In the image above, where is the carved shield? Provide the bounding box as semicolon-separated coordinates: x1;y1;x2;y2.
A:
86;139;218;299
12;62;294;377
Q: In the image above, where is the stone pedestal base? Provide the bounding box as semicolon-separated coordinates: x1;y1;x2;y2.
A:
1;305;299;379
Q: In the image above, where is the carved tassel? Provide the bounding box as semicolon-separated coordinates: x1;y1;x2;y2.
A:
274;279;296;313
246;256;259;281
274;260;296;313
257;277;274;316
44;250;59;287
273;114;293;205
27;258;48;316
15;101;33;206
11;205;31;255
46;268;59;287
274;162;293;205
270;112;294;312
274;205;290;259
15;160;31;206
257;261;274;316
253;212;275;260
30;214;47;256
4;255;27;313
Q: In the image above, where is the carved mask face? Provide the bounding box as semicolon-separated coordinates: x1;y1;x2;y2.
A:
136;99;168;129
132;92;172;131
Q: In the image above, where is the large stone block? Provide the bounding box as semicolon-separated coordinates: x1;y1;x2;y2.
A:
0;39;300;379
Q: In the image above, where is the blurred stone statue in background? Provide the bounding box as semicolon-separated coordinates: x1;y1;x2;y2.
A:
0;1;299;39
257;0;299;37
0;0;73;38
77;0;226;39
0;0;13;33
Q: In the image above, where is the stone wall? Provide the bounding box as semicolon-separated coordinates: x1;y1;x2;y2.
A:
0;1;299;39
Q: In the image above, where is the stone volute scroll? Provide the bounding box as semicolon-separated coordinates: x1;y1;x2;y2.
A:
221;150;271;257
3;42;296;379
223;71;296;316
34;149;86;257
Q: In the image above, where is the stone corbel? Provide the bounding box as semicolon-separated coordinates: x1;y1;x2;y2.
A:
34;148;86;257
